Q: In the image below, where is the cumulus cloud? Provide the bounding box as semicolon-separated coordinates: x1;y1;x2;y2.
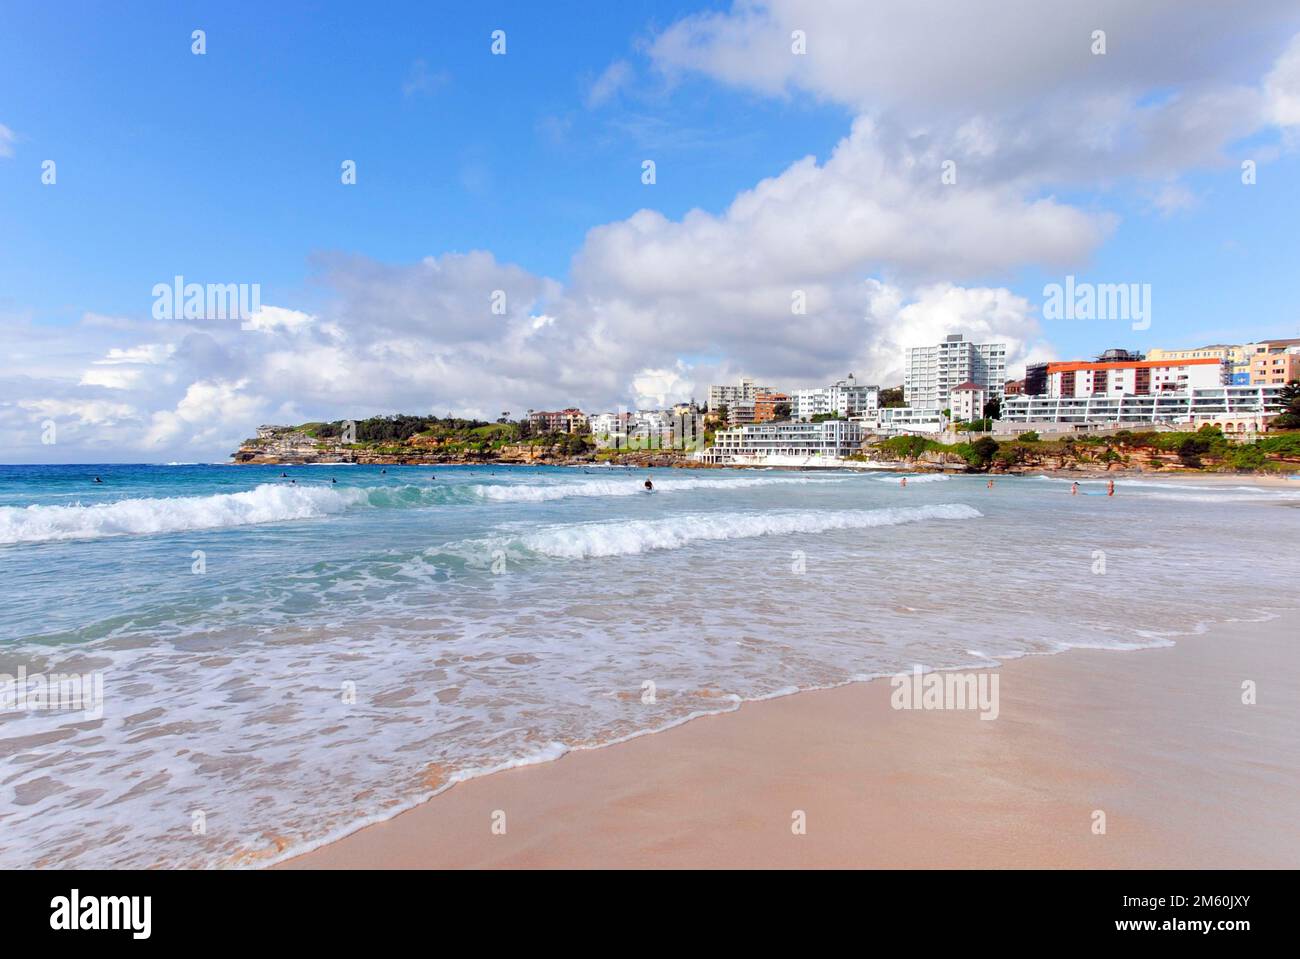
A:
6;1;1299;462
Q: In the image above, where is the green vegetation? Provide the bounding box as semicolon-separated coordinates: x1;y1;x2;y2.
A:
810;412;846;422
277;414;595;458
879;386;905;408
1017;431;1040;442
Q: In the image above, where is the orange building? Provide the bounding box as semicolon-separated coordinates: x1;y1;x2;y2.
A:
753;392;790;423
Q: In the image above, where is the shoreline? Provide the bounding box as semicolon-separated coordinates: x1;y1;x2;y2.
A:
277;611;1300;869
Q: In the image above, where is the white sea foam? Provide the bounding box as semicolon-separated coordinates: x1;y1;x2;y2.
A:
874;473;950;483
471;475;842;502
504;503;982;558
0;483;370;544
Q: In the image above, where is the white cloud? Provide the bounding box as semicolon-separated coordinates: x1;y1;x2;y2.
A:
1265;32;1300;127
586;60;633;108
144;379;264;449
0;123;15;158
94;343;176;365
79;368;143;390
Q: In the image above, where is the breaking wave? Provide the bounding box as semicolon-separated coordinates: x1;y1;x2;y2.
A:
471;475;843;502
478;503;982;559
0;483;372;544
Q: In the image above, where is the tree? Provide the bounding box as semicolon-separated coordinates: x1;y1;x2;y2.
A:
983;397;1002;420
773;402;792;420
966;436;1000;470
879;386;905;408
1277;380;1300;418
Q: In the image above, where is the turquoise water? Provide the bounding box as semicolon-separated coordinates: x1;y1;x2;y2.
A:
1;463;1298;867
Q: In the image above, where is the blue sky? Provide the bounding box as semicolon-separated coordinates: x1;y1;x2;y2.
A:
2;0;1300;461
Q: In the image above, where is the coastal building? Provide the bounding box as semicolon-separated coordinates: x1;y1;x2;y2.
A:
904;334;1007;411
1249;343;1300;385
1144;339;1300;385
999;384;1284;428
708;377;772;414
727;399;757;427
697;419;866;464
875;407;948;436
1045;358;1225;397
1004;379;1024;396
753;391;790;423
588;410;704;450
790;375;879;421
528;408;587;433
949;382;987;423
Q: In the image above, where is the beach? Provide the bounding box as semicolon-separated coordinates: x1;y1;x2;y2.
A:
281;615;1299;869
3;465;1298;868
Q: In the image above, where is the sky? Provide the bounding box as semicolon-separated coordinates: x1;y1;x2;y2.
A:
2;0;1300;462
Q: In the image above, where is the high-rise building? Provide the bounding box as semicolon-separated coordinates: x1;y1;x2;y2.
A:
903;334;1006;411
708;377;771;414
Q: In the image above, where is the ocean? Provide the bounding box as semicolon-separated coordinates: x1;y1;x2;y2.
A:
1;462;1298;867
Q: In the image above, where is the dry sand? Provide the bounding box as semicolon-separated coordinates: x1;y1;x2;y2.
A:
279;616;1298;869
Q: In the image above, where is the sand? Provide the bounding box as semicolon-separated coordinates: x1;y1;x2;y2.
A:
278;616;1298;869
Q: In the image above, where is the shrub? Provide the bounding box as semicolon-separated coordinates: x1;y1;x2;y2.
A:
1017;431;1040;442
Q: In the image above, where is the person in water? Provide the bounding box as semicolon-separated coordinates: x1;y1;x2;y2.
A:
331;478;337;484
1071;482;1079;495
1107;479;1115;497
987;478;994;489
644;479;654;491
93;476;103;484
900;477;907;488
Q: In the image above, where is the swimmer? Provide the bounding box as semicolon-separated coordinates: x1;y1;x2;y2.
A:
331;478;337;484
1107;479;1115;497
93;476;103;484
900;477;907;489
987;478;994;490
1071;482;1079;496
644;479;654;491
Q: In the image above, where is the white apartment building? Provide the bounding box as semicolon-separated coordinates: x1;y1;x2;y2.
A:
790;375;879;421
1000;384;1284;427
875;407;948;436
698;420;866;463
904;334;1007;411
949;382;986;423
708;377;771;413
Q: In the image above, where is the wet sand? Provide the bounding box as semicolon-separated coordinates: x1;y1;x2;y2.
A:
279;617;1298;869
